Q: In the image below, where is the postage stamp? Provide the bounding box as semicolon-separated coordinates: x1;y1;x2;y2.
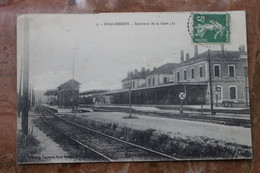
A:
193;13;230;44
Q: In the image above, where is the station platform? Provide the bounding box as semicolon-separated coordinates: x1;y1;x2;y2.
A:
99;104;250;114
42;104;93;113
43;103;250;116
42;104;71;113
17;110;75;163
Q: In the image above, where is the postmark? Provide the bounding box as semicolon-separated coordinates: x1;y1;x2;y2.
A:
192;13;230;44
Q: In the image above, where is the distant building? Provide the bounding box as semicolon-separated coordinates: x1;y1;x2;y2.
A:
122;68;149;90
104;64;181;105
56;79;81;108
146;63;176;87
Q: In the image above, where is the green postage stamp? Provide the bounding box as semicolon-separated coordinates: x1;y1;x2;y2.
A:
193;13;230;43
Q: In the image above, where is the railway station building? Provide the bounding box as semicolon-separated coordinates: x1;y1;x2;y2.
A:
122;67;149;90
102;45;249;106
56;79;81;108
173;45;249;105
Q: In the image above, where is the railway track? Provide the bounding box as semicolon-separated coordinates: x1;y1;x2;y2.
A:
39;105;179;162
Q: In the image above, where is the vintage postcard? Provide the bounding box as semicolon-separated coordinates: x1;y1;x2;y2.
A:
17;11;252;164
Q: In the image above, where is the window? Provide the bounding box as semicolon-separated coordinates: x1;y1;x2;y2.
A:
199;66;203;77
229;87;236;99
214;65;220;77
177;72;180;81
184;70;187;80
191;68;194;79
215;86;222;99
152;77;155;85
148;78;151;86
133;81;135;88
229;65;235;77
163;77;167;84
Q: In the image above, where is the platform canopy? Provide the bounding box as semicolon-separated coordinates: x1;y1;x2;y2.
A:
80;89;110;96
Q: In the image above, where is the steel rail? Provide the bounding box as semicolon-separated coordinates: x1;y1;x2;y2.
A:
43;106;180;161
39;109;113;162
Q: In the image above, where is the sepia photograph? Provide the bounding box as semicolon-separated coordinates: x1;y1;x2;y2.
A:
17;11;252;164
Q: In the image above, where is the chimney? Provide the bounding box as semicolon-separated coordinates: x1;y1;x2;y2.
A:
239;45;245;55
127;71;130;77
221;44;225;57
141;67;145;72
134;69;138;74
130;71;133;76
180;50;184;62
186;53;189;61
194;45;198;57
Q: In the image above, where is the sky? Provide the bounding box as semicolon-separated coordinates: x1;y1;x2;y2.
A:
17;11;247;92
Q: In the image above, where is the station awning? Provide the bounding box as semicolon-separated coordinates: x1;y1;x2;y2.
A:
101;82;208;95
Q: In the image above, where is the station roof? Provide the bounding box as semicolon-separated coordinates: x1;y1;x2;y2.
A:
148;63;177;75
175;50;247;68
101;82;207;95
193;50;241;60
80;89;110;96
122;63;177;82
57;79;81;90
121;70;149;82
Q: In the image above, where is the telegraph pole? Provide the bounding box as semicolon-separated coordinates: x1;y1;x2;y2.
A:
72;56;75;112
22;54;29;135
18;59;23;117
245;75;248;106
29;84;31;110
208;49;215;115
244;66;248;106
21;17;30;135
32;84;35;107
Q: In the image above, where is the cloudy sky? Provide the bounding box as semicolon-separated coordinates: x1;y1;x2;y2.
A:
17;11;247;92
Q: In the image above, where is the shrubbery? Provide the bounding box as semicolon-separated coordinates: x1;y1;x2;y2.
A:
17;130;41;162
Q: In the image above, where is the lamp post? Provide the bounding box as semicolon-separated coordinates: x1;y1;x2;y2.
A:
18;59;23;117
71;43;76;112
243;66;248;106
72;56;75;112
21;17;30;135
208;49;215;115
129;88;132;118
